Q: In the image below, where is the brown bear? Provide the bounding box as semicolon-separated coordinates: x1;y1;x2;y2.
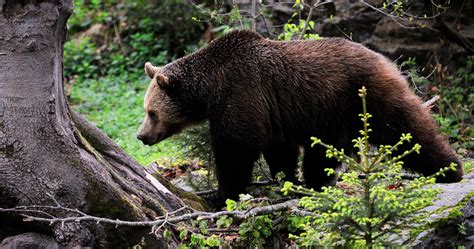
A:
137;29;463;202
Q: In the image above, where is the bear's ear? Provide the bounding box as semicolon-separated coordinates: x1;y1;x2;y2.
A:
144;62;159;79
155;73;170;88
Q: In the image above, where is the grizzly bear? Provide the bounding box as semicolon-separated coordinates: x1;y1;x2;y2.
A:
137;30;463;202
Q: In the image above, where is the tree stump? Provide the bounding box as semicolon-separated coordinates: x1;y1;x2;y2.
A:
0;1;193;247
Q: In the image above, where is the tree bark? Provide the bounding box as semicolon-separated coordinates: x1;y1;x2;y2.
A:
0;1;195;247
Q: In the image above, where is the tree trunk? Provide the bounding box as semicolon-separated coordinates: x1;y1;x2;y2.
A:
0;1;194;247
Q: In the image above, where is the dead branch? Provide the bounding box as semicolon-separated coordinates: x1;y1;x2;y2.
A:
0;199;300;232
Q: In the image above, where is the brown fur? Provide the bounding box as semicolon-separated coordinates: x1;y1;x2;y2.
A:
138;30;463;202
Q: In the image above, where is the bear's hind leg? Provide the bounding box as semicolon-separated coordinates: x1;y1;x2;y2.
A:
302;145;340;190
263;143;299;182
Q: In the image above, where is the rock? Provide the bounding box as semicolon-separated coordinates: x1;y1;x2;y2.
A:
414;174;474;248
312;1;473;67
171;171;210;192
1;233;61;249
233;1;472;68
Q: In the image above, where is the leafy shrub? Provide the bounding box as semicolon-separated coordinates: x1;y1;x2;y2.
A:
281;87;454;247
65;0;207;80
64;37;100;80
434;57;474;153
67;0;110;33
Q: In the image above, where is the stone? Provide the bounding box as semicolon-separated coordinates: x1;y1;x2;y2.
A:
414;174;474;248
1;233;61;249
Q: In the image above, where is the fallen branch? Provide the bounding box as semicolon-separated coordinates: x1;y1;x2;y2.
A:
0;199;300;231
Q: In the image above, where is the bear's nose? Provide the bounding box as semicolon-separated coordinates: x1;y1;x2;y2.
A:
137;133;145;141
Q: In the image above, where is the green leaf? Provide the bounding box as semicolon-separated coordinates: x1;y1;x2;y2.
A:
226;199;236;211
179;229;188;240
163;229;171;240
206;235;221;247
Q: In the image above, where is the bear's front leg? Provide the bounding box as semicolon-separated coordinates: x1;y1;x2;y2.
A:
213;142;261;204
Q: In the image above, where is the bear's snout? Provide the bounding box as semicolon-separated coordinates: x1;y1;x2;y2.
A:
136;133;146;142
137;132;158;145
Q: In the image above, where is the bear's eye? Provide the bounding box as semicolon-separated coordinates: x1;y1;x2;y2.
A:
148;111;158;121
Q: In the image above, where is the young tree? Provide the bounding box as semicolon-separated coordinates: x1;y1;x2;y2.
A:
0;1;195;247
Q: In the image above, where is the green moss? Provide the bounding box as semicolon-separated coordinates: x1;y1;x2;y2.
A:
83;180;165;247
431;191;474;228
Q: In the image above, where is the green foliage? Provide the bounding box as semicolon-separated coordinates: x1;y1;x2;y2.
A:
238;215;273;246
160;194;278;248
225;195;274;246
67;0;110;32
281;87;454;248
380;0;445;28
435;57;474;153
65;0;206;80
278;9;320;41
216;216;233;228
172;220;223;248
64;38;100;79
176;230;221;248
400;57;430;87
193;0;322;40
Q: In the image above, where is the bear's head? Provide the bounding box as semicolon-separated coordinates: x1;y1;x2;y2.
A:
137;62;190;145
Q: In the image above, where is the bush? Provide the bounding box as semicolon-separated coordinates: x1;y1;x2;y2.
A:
65;0;207;80
281;87;454;247
434;57;474;154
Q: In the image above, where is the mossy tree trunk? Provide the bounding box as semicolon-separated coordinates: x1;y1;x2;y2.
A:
0;1;195;247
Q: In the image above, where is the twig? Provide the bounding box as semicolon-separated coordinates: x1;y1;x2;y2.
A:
195;189;217;196
256;159;272;182
359;1;418;29
251;0;257;31
298;1;317;40
207;228;240;233
298;0;333;39
357;173;419;180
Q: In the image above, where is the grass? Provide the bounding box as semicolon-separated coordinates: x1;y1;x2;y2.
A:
69;71;184;165
463;158;474;174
